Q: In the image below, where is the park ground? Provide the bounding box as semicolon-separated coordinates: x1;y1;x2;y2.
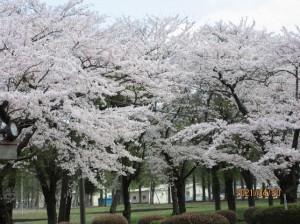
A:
12;199;284;224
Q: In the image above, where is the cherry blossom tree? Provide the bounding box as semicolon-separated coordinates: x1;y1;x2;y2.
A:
173;20;300;205
0;0;149;223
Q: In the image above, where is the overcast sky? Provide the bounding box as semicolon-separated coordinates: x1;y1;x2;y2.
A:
42;0;299;33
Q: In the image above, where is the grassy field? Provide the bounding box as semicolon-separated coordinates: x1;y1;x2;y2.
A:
13;199;280;224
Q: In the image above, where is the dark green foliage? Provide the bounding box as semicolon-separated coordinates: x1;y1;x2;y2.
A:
253;204;300;224
243;206;261;224
214;210;238;224
160;212;229;224
137;215;165;224
84;179;97;195
91;214;128;224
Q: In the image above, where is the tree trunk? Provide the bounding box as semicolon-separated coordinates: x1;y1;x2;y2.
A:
212;166;221;210
170;185;180;215
150;182;155;204
241;170;255;207
104;189;107;207
268;191;273;206
262;183;265;199
224;170;236;211
0;179;10;224
240;177;245;201
0;131;34;223
202;169;206;201
5;169;16;224
99;189;103;207
0;199;9;224
122;176;131;223
138;184;142;204
34;149;61;224
65;191;72;221
233;180;237;199
168;186;171;204
277;165;299;204
175;180;186;214
58;171;72;222
207;170;212;201
276;129;300;203
110;189;121;214
192;173;196;202
253;177;258;199
45;195;57;224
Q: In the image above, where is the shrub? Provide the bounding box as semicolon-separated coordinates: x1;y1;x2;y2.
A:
58;222;75;224
243;206;261;224
137;215;165;224
150;221;163;224
161;212;229;224
214;210;238;224
91;214;128;224
253;204;300;224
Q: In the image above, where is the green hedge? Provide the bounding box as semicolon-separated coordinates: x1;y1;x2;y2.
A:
58;222;75;224
160;212;229;224
243;206;262;224
137;215;165;224
91;214;128;224
253;204;300;224
214;210;238;224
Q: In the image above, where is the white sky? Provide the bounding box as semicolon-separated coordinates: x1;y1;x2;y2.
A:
41;0;299;33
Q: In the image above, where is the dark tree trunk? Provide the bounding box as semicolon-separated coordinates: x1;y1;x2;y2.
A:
253;177;258;199
202;169;206;201
44;195;57;224
150;182;155;204
0;131;34;223
0;199;9;224
58;171;72;222
104;189;107;207
241;170;255;207
192;173;196;202
276;130;300;203
212;166;221;210
207;170;211;201
0;176;10;224
262;183;266;199
268;191;273;206
240;177;245;201
224;170;236;211
168;186;171;204
122;176;131;223
34;149;62;224
175;179;186;214
170;185;180;215
5;169;16;224
277;166;299;204
99;189;103;207
138;184;142;204
65;191;72;221
110;189;121;214
233;180;237;199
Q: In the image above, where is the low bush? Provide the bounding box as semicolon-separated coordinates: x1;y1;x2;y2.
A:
253;204;300;224
58;222;75;224
149;221;163;224
161;212;229;224
214;210;238;224
243;206;261;224
137;214;165;224
91;214;128;224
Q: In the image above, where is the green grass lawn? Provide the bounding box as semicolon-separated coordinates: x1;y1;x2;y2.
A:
13;199;280;224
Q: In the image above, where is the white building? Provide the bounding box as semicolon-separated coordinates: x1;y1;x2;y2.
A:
130;183;204;204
